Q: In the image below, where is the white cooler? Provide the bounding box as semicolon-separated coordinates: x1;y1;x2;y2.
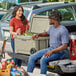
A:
14;15;50;55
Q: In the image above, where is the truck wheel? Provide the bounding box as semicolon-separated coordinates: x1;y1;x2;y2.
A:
30;48;37;54
54;65;64;74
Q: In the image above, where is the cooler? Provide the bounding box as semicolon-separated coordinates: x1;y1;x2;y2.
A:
70;32;76;60
14;15;50;55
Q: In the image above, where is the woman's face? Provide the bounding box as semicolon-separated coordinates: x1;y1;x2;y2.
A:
16;7;23;18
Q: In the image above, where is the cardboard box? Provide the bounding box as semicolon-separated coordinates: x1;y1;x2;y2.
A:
0;69;11;76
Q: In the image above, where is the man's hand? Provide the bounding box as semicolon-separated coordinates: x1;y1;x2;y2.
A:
44;51;53;58
32;34;39;40
32;32;49;40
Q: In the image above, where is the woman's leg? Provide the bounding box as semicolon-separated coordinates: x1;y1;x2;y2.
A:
11;39;15;54
11;39;22;66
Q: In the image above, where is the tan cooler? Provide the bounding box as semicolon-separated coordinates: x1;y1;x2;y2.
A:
14;15;50;55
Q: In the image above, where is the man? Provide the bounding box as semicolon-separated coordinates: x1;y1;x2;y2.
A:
27;11;69;74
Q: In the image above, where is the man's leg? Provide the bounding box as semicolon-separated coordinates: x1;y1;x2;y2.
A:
27;47;53;72
40;51;65;74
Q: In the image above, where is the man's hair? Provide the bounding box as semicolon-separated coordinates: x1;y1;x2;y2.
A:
48;11;62;21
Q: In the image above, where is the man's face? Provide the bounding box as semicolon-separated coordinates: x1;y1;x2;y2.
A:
49;18;55;25
49;18;60;27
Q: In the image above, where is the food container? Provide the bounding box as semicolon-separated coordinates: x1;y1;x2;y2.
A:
14;15;50;55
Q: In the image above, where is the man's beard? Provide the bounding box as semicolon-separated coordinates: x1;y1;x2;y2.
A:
49;22;54;25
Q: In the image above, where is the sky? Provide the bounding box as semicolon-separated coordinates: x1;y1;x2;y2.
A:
0;0;16;3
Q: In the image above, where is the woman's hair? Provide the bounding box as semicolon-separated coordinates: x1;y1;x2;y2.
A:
12;5;27;25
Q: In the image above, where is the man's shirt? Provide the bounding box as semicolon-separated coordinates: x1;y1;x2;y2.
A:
47;25;69;49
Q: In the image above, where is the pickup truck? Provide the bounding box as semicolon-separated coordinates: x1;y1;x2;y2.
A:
0;2;76;75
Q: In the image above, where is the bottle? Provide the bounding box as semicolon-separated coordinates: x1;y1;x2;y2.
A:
6;64;13;69
1;59;7;70
11;59;15;65
10;59;15;68
7;59;11;65
1;61;6;70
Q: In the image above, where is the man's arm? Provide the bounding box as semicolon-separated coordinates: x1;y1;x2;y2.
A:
44;43;68;57
32;32;49;40
38;32;49;37
51;43;68;53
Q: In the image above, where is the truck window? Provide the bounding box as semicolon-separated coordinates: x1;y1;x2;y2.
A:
54;6;75;21
38;6;75;21
1;9;13;21
38;11;48;16
24;10;30;18
73;5;76;20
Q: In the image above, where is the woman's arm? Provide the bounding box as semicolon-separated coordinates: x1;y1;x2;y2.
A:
9;26;17;35
27;22;30;26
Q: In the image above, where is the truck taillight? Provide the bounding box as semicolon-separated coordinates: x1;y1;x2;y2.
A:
70;32;76;60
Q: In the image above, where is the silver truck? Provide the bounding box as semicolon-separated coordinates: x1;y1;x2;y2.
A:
1;2;76;75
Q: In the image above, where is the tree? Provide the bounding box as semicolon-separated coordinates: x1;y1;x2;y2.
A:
21;0;28;2
48;0;59;2
70;0;75;2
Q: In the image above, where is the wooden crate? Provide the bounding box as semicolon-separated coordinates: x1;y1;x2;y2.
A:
0;69;11;76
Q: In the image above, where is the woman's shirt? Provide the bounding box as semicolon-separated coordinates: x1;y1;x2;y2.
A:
9;17;29;39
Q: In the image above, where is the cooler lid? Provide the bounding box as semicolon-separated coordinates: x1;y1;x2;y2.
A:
30;15;50;33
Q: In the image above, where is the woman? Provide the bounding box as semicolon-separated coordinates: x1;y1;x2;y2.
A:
9;5;30;67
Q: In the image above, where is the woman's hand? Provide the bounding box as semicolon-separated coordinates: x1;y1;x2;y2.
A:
16;28;21;35
32;34;39;40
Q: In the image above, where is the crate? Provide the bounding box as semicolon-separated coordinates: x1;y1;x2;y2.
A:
0;69;11;76
14;35;49;55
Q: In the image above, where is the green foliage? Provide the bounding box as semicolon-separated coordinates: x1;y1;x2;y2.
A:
21;0;39;2
70;0;75;2
48;0;58;2
21;0;28;2
48;0;75;2
0;3;1;7
1;1;7;9
0;1;15;9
